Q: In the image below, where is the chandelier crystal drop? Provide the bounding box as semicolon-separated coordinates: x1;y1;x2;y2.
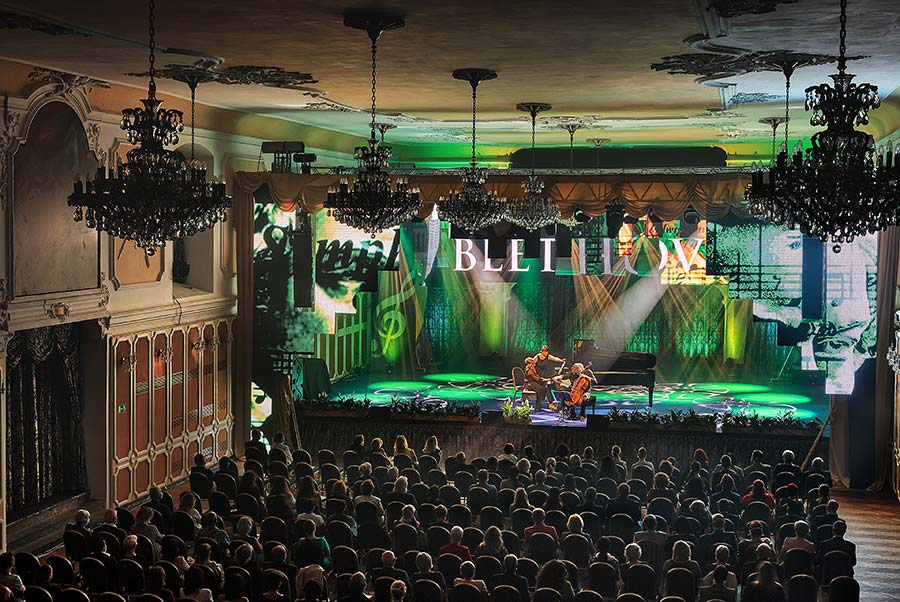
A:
438;68;508;233
508;102;560;231
325;12;420;237
746;0;899;250
68;0;230;256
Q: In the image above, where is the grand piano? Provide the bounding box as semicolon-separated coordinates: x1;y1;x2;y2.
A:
572;339;657;407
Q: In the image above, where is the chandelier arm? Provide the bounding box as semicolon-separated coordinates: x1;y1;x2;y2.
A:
147;0;156;98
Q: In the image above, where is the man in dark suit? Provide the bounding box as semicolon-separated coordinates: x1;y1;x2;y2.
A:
489;554;530;602
810;500;840;534
816;520;856;575
476;470;498;505
698;514;738;567
264;545;298;598
410;552;447;591
606;483;642;524
93;508;127;544
699;565;736;602
245;428;269;463
371;551;411;591
190;453;216;482
144;486;173;533
338;572;371;602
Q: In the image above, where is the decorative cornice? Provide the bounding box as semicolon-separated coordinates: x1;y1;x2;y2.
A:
97;316;110;339
28;67;109;95
0;279;9;331
652;50;852;84
121;353;138;373
730;91;784;105
45;302;70;322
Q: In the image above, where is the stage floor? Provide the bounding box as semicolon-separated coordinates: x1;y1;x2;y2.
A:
330;372;829;429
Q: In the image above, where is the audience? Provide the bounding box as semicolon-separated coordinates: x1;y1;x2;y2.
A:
20;435;854;602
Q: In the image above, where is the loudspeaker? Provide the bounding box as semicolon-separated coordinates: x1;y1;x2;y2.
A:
481;410;503;425
586;414;610;431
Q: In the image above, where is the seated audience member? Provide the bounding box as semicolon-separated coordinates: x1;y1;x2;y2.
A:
232;516;262;554
634;515;667;550
477;470;498;503
67;508;93;539
384;476;415;506
810;499;840;533
498;443;518;463
145;485;173;531
632;446;654;473
687;499;712;532
372;551;411;590
489;555;530;602
296;499;325;530
262;569;290;602
147;565;177;602
648;472;678;505
475;526;508;560
745;449;771;480
453;561;488;602
122;534;148;566
245;429;268;462
524;508;558;544
775;449;800;477
184;567;214;602
662;540;702;584
433;505;449;527
339;572;369;602
0;554;24;601
709;454;739;491
270;432;294;465
411;552;447;591
354;479;384;520
131;506;163;555
698;514;738;565
389;581;406;602
197;511;231;555
741;479;775;509
701;545;738;588
779;520;815;562
499;466;519;492
191;453;217;482
220;570;250;602
195;542;224;589
93;508;126;541
34;565;61;598
527;470;550;494
293;519;332;569
621;543;647;586
607;482;642;524
737;522;769;568
296;565;325;600
816;520;856;575
218;455;239;480
592;537;620;576
709;474;741;510
440;526;472;562
699;565;736;602
160;534;191;573
178;492;203;530
535;559;575;602
393;435;418;463
265;544;297;592
740;561;785;602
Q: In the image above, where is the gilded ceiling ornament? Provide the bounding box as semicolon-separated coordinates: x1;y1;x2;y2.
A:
127;60;322;93
0;10;89;36
28;67;110;95
708;0;799;19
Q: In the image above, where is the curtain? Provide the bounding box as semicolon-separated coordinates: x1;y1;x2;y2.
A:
6;324;86;513
869;227;900;490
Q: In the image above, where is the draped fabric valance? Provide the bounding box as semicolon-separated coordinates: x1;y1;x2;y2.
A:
233;170;752;221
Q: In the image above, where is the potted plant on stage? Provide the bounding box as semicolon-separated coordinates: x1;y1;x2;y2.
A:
297;393;371;419
721;411;822;437
388;397;482;423
500;398;533;425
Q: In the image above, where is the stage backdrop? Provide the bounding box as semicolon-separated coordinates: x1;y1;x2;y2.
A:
248;185;877;404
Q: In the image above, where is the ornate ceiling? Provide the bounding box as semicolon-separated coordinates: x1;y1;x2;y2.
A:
0;0;898;163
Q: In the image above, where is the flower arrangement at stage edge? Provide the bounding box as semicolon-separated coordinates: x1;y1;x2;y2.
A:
721;410;822;432
299;393;373;413
501;398;533;422
605;407;718;430
388;396;482;418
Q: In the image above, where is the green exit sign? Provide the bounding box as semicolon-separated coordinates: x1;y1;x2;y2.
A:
118;404;127;413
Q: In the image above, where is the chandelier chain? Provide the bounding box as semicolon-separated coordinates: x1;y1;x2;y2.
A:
470;81;478;167
784;72;790;149
190;81;196;162
148;0;156;97
370;34;378;140
531;111;537;174
838;0;848;74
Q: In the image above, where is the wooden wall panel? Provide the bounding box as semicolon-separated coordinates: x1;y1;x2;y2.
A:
111;318;234;504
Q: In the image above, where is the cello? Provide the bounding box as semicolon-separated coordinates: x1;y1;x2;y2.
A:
565;362;593;407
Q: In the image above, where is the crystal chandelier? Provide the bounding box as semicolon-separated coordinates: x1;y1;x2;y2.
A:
438;69;507;233
68;0;230;256
508;103;560;231
325;12;420;237
747;0;897;250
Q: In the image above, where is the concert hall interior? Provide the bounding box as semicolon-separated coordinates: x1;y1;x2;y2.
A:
2;0;900;600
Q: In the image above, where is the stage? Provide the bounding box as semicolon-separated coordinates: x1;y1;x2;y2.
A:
329;372;829;429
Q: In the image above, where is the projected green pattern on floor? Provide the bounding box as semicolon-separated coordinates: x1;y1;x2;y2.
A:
330;372;829;425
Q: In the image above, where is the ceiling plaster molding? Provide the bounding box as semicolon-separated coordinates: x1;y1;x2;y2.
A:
28;66;110;96
126;60;331;96
707;0;799;19
0;9;90;37
730;91;784;105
